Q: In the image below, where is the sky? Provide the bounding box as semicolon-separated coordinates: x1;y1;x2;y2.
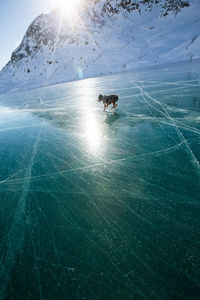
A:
0;0;55;70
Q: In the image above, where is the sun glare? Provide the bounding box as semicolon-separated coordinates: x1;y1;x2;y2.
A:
54;0;82;14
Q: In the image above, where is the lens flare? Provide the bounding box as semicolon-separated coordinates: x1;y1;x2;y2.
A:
77;66;83;79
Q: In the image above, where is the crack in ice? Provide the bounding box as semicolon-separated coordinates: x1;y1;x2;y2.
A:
0;131;41;298
133;81;200;177
0;142;184;187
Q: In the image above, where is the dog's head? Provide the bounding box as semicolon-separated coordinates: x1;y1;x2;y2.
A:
98;94;103;102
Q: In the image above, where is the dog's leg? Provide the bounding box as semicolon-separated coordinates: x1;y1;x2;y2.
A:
104;104;106;111
111;102;117;109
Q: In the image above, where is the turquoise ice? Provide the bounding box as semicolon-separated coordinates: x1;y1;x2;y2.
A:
0;61;200;299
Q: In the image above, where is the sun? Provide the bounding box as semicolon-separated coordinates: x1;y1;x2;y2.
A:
54;0;82;14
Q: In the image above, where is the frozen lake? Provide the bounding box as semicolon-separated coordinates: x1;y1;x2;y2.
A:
0;62;200;299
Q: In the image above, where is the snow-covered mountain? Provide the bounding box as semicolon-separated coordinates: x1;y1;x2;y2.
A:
0;0;199;91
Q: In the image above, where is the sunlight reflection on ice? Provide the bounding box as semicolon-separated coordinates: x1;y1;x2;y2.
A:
83;109;102;154
77;80;105;155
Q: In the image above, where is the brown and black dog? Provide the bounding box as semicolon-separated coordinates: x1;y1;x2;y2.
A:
98;94;119;111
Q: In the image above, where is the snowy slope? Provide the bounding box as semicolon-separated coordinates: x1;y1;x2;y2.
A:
0;0;199;91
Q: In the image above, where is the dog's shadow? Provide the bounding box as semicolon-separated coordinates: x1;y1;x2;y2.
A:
104;111;120;126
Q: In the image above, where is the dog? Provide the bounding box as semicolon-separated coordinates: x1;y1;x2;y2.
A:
98;94;119;111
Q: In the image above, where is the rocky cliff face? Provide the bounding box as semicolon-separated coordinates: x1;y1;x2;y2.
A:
102;0;189;15
0;0;199;91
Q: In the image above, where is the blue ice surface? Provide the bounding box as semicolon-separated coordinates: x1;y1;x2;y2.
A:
0;61;200;299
